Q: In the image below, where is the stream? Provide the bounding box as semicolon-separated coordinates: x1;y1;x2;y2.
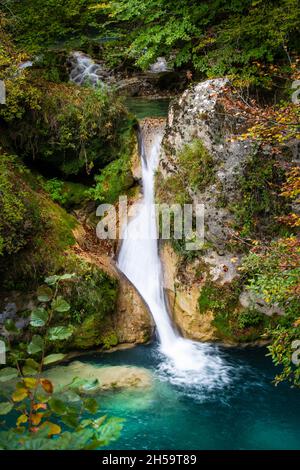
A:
81;344;300;450
117;118;230;388
102;99;300;450
50;64;300;448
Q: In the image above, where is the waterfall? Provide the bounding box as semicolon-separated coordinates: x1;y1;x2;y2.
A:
118;120;231;388
69;52;109;87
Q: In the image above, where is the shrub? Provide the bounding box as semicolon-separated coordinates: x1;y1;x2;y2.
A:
177;140;215;192
230;148;288;239
43;178;89;210
7;81;129;177
237;309;264;329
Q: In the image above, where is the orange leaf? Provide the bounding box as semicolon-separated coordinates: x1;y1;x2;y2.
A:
31;413;43;426
33;403;47;411
40;379;53;394
41;421;61;436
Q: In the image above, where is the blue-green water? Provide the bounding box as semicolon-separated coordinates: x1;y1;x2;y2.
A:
125;98;170;120
80;343;300;450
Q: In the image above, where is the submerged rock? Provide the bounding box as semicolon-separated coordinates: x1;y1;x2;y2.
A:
45;361;153;392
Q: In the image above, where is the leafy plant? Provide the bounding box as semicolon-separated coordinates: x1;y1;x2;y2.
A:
0;274;123;449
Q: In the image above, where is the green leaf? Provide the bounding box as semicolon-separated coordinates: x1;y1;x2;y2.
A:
61;413;79;428
43;353;65;365
49;397;67;415
22;358;40;376
4;319;18;333
59;273;76;281
37;285;53;302
51;296;70;313
30;307;48;327
95;417;124;446
83;398;98;414
27;335;44;355
0;402;13;415
48;325;74;341
0;367;18;382
70;377;99;392
44;275;60;286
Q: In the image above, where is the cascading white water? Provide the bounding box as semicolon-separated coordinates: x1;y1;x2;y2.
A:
69;52;108;87
118;121;231;388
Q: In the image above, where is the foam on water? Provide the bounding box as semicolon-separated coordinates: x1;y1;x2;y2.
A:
117;121;232;391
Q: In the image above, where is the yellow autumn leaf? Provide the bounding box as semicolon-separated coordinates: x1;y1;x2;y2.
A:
42;421;61;436
16;414;28;426
23;377;39;389
31;413;43;426
12;387;28;402
33;403;47;411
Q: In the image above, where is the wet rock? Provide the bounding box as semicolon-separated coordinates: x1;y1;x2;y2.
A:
45;361;153;392
161;242;217;342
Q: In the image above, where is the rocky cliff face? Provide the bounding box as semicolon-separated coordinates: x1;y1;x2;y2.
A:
157;79;282;344
159;78;253;251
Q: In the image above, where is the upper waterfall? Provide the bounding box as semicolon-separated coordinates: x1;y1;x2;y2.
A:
117;119;231;388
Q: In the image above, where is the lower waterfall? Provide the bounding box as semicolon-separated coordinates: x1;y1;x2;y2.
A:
118;120;230;388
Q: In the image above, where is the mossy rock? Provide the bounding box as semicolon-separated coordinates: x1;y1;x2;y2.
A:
5;78;133;177
72;314;107;350
198;278;272;343
0;156;77;290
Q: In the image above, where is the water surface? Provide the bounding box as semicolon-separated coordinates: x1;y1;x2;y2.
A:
81;343;300;450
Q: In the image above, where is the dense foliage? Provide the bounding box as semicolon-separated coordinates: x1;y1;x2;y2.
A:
0;1;299;454
0;154;41;256
102;0;299;87
5;81;128;176
0;274;122;450
2;1;299;88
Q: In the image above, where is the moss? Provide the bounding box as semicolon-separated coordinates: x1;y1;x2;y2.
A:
72;314;105;350
156;169;190;205
156;140;215;205
198;278;275;343
64;256;118;325
177;139;216;192
100;331;119;350
38;257;119;352
92;125;137;204
0;154;41;257
0;162;77;290
6;78;131;177
229;148;288;239
43;178;90;210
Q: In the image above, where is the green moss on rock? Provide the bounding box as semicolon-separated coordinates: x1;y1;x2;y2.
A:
156;139;215;205
229;148;288;239
198;278;271;343
0;158;77;290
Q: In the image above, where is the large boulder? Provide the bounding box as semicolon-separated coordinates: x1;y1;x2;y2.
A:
159;78;253;251
157;79;275;344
